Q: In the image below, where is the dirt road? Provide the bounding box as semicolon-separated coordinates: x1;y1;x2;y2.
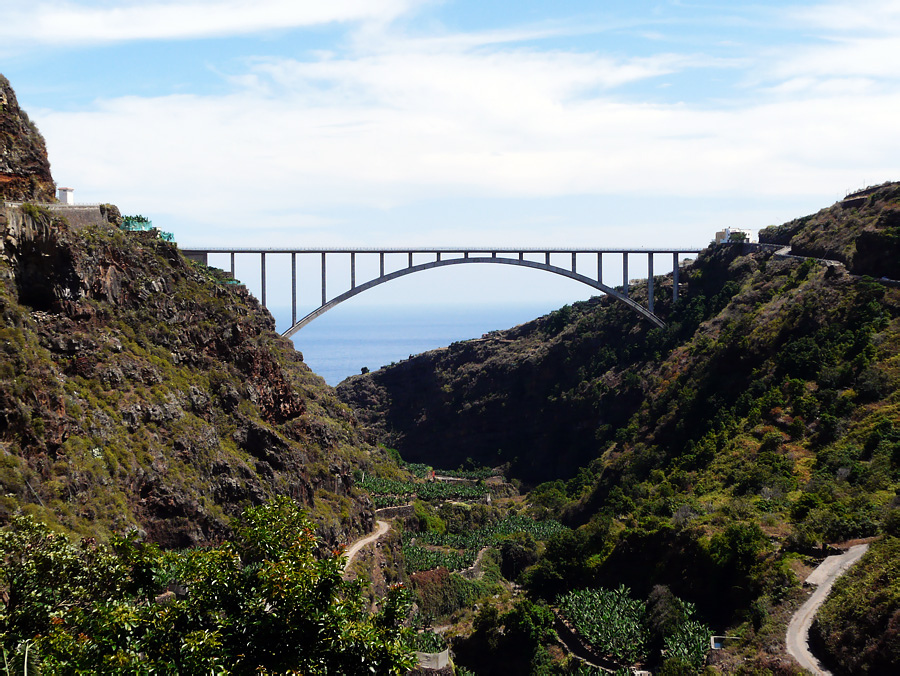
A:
342;519;391;575
785;544;869;675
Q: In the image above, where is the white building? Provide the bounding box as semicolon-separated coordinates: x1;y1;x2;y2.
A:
714;227;755;244
57;187;75;205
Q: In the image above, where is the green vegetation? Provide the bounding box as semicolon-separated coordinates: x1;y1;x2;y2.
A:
0;208;391;543
402;514;566;574
556;584;711;669
558;586;649;664
408;630;447;653
402;532;475;573
0;498;415;674
340;184;900;673
453;598;558;675
358;476;489;503
6;99;900;676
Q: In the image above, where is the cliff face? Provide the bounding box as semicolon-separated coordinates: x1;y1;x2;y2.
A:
338;196;900;632
0;75;55;203
340;187;900;487
0;205;384;547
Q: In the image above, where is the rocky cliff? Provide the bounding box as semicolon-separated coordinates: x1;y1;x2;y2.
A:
0;75;55;203
339;187;900;488
338;189;900;631
0;204;390;546
0;76;387;546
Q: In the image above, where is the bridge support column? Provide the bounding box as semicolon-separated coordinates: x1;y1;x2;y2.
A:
436;252;441;262
291;253;297;326
321;253;326;306
623;253;629;298
597;252;602;283
380;252;385;278
519;252;524;261
261;253;266;307
351;252;356;289
545;252;550;265
647;253;654;314
230;252;235;279
408;252;413;268
673;253;680;302
571;252;576;273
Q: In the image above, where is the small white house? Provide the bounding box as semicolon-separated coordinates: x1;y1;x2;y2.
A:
714;227;754;244
58;187;75;205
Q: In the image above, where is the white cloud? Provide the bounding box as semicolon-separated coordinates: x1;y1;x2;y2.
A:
24;0;900;249
790;0;900;33
0;0;419;47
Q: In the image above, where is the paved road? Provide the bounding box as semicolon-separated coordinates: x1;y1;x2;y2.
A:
342;519;390;574
786;544;869;675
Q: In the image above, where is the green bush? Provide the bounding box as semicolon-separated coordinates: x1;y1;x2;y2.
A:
0;498;415;674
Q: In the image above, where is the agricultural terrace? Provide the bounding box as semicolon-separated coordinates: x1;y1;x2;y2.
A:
557;586;712;670
403;514;567;574
357;461;504;507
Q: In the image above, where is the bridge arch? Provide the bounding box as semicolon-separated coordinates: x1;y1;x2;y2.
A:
281;255;664;338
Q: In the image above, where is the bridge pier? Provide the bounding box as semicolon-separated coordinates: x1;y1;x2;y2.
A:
623;253;629;298
648;253;654;314
261;252;266;307
292;253;297;326
321;253;326;306
673;253;680;301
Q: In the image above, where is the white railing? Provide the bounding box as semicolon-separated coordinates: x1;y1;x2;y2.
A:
3;201;102;208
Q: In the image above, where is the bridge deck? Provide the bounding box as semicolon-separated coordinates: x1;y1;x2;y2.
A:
184;246;703;254
180;246;707;333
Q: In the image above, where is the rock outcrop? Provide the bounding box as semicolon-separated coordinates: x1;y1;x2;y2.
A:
0;74;55;203
0;75;386;546
0;203;385;547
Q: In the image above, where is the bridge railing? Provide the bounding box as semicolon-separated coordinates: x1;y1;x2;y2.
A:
180;246;706;332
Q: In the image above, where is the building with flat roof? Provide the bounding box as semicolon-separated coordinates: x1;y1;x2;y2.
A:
57;187;74;204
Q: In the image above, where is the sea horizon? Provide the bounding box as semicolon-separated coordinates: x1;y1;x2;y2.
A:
268;302;563;386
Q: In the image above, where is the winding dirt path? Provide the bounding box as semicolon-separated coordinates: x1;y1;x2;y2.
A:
786;543;869;675
342;519;391;575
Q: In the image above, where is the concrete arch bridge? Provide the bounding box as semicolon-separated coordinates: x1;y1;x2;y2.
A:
181;247;704;337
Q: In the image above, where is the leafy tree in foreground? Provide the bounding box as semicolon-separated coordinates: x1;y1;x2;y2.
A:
0;497;415;674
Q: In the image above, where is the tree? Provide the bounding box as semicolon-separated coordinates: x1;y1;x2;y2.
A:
0;498;416;674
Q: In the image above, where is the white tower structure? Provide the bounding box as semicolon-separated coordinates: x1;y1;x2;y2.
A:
58;187;74;205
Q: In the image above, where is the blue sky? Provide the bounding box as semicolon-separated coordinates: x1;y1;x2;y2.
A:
3;0;900;313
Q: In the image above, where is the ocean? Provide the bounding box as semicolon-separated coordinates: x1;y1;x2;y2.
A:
267;303;560;386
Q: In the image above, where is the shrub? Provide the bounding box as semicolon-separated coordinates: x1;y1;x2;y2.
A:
0;498;415;674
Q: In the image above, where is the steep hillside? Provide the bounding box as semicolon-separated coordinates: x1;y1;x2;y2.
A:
0;205;390;546
0;75;55;203
339;186;900;638
0;74;393;546
760;181;900;279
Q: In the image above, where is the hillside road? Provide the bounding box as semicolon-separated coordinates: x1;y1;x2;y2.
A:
786;544;869;675
343;519;391;575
